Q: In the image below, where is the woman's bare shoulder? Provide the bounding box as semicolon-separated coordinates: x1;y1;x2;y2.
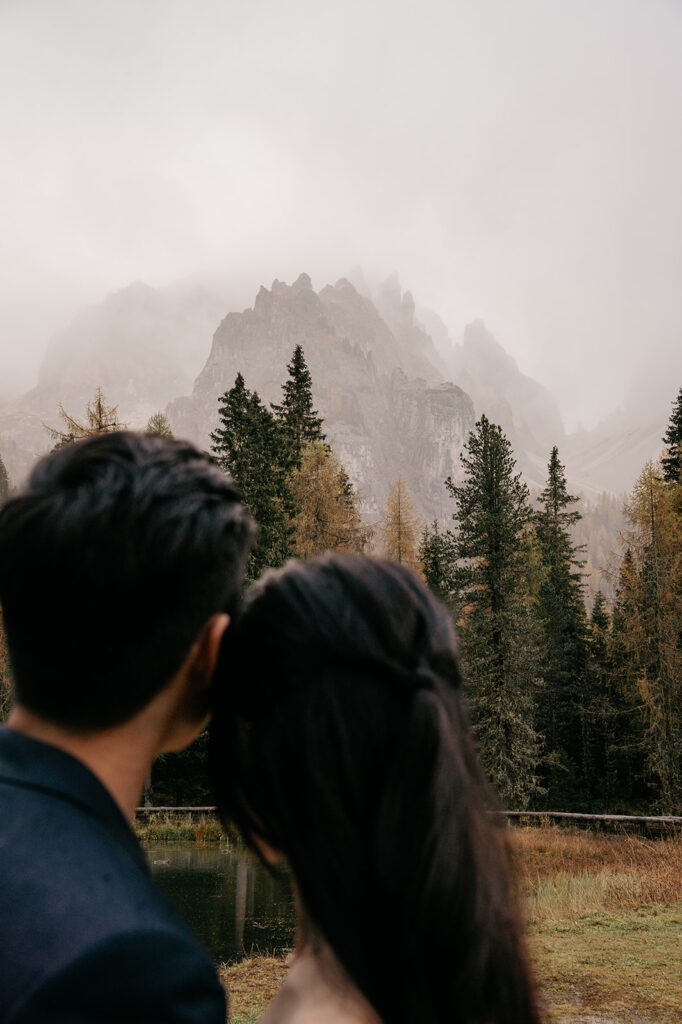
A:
256;947;381;1024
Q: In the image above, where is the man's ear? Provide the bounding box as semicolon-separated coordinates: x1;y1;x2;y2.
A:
189;612;230;691
157;613;231;754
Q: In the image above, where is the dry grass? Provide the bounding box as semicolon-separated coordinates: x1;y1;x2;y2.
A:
218;827;681;1023
511;825;682;883
510;826;682;923
220;956;290;1024
511;826;682;1023
135;812;224;843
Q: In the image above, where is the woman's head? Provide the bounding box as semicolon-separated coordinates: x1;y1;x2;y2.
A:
209;554;539;1024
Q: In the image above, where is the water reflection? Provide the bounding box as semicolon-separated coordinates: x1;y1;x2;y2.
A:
145;840;296;963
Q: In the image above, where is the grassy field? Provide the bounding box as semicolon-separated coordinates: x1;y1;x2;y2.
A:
517;826;682;1023
220;826;682;1024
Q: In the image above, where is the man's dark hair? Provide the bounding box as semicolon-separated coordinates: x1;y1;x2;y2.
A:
0;431;255;730
210;554;540;1024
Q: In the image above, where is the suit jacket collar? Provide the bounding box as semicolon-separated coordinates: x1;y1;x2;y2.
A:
0;726;148;872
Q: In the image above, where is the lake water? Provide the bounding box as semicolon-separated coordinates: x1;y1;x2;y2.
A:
146;840;296;963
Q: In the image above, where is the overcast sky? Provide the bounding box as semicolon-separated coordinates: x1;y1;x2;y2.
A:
1;0;681;428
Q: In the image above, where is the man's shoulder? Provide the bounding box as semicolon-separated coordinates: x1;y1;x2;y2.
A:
0;733;167;939
10;925;226;1024
0;771;167;928
0;778;223;1023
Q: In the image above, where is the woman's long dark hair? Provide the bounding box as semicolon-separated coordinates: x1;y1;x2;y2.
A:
209;554;540;1024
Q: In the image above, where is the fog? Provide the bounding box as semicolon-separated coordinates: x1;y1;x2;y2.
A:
1;0;681;428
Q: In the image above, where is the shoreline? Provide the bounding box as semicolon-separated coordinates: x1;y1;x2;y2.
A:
135;812;682;846
142;824;681;1023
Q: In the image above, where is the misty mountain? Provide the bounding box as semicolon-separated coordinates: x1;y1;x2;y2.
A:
0;272;671;518
560;414;668;499
169;273;475;519
416;311;671;499
413;311;567;486
451;321;566;460
0;281;227;484
36;282;220;410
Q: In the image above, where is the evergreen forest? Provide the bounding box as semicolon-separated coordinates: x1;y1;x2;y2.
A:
1;366;680;816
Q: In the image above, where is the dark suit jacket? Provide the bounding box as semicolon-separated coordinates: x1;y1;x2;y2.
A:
0;728;226;1023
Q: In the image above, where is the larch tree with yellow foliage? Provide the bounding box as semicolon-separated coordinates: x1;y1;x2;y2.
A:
380;478;420;570
291;440;367;558
46;387;125;449
618;461;682;812
146;411;173;437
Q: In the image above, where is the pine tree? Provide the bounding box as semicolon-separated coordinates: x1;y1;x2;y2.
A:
380;478;420;569
291;440;367;557
211;374;294;579
661;386;682;484
587;592;611;806
46;387;124;448
146;411;173;437
620;462;682;812
446;415;542;808
589;593;609;666
272;346;325;469
0;453;9;504
534;446;592;808
419;521;456;608
607;548;648;809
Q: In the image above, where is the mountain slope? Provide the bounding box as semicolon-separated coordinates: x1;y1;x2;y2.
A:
0;281;227;484
169;273;475;519
1;270;669;512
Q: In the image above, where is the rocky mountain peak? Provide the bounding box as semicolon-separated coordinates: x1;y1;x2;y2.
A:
291;272;313;293
402;289;416;321
252;275;322;324
0;271;657;502
447;319;565;472
460;319;518;377
168;274;476;519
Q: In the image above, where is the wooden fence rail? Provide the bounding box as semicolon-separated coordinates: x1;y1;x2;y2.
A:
135;806;682;831
503;810;682;834
504;810;682;826
136;806;217;815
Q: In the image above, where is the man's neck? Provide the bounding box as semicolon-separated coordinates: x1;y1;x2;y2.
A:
7;706;157;821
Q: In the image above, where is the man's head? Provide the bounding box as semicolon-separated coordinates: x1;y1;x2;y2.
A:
0;431;254;735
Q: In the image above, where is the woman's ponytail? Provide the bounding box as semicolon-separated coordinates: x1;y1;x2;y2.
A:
210;554;540;1024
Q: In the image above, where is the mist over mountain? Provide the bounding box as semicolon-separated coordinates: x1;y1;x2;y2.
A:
0;281;227;484
352;275;569;487
561;421;667;499
170;273;474;518
442;319;566;487
34;282;221;411
0;271;674;525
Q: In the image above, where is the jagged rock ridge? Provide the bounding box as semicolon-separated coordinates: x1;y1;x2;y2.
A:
435;319;567;488
169;273;475;519
1;270;665;509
